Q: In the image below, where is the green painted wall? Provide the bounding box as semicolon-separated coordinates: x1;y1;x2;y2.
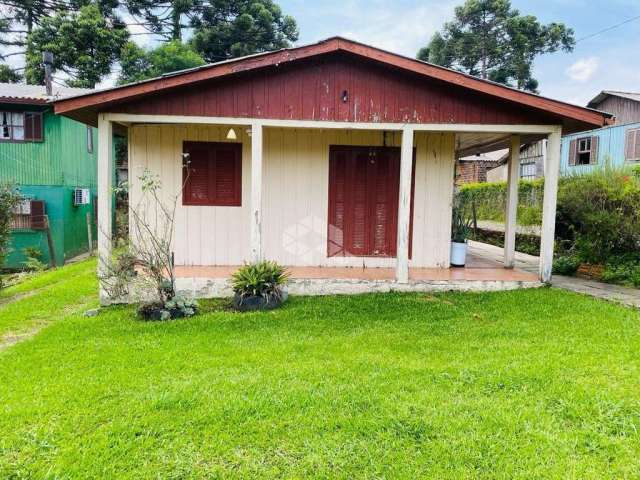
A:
5;185;96;269
0;105;98;269
0;107;97;187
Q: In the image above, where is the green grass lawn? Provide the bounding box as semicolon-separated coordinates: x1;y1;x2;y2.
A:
1;260;640;478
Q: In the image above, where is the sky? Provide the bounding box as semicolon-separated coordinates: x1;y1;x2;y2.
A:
273;0;640;107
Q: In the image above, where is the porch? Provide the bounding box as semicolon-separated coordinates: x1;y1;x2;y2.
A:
93;116;563;301
173;242;541;297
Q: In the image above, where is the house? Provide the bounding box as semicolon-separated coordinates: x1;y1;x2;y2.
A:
455;150;507;185
587;91;640;125
52;37;610;302
0;83;98;268
561;91;640;175
486;141;546;182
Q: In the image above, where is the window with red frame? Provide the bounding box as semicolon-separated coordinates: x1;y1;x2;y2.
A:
182;141;242;206
0;111;43;142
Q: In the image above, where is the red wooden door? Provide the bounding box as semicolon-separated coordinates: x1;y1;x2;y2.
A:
328;146;413;257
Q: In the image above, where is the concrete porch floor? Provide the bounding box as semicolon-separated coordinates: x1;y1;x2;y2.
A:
174;250;539;283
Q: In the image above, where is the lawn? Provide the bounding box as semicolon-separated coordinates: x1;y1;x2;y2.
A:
1;260;640;478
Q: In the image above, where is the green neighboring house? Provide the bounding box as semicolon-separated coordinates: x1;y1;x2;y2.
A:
0;83;97;269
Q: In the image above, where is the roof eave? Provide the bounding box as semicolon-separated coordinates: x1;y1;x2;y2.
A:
53;36;612;130
0;97;48;106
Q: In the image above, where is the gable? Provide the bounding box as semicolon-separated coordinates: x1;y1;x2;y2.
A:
110;53;560;126
54;37;610;133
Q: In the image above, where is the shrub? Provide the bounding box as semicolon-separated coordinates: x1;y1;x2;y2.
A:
137;294;198;321
0;184;20;269
601;261;640;288
457;179;543;226
22;247;46;272
556;167;640;264
231;261;289;304
553;255;581;276
470;229;540;256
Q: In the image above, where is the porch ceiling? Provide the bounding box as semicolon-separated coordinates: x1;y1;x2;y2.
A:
455;132;545;157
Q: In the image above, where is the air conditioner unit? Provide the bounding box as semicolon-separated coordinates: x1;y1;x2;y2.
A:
73;188;90;206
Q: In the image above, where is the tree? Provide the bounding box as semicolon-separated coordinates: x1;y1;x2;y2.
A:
124;0;298;62
0;64;22;82
25;4;129;87
0;184;21;283
191;0;298;62
124;0;197;41
417;0;574;92
118;40;205;85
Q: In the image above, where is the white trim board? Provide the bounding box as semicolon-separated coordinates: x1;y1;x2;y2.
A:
104;113;561;135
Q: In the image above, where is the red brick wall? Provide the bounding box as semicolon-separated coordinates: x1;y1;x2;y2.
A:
455;160;501;185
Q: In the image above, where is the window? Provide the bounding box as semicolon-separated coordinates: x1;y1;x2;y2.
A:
520;160;536;180
86;126;93;153
0;111;43;142
182;141;242;206
11;198;46;230
569;136;598;166
577;137;591;165
625;128;640;162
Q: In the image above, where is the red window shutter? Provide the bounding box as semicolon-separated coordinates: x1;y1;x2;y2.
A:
626;129;640;161
24;112;43;141
590;136;599;164
183;141;241;206
348;150;370;255
212;144;241;205
568;139;577;166
328;149;347;256
33;112;43;141
30;200;46;230
372;149;396;256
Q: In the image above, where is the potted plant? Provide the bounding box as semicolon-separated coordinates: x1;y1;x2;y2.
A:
231;260;290;311
450;204;472;267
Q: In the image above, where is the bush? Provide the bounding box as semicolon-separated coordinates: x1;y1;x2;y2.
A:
553;255;581;276
231;261;289;307
0;184;20;270
22;247;46;272
457;179;543;226
470;229;540;256
137;295;198;321
601;261;640;288
556;167;640;264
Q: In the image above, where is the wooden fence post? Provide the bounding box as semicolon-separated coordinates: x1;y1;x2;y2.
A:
44;214;57;267
86;212;94;255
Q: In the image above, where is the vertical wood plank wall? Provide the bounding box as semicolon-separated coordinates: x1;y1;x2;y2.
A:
128;125;455;268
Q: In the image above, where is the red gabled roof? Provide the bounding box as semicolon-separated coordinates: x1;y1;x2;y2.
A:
53;36;612;129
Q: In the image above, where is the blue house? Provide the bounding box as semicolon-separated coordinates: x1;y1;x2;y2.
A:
561;91;640;175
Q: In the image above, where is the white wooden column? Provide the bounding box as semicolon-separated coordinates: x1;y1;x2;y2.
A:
504;134;520;268
396;127;414;283
539;128;562;283
250;122;263;263
97;114;113;304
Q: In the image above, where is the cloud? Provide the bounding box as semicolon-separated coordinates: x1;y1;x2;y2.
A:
292;0;457;57
565;57;599;82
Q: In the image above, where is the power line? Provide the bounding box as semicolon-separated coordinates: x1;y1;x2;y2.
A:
576;14;640;43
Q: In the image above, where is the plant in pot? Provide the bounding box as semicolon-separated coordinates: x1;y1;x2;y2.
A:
231;261;290;311
451;204;473;267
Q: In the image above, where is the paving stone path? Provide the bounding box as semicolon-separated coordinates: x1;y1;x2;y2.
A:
468;240;640;309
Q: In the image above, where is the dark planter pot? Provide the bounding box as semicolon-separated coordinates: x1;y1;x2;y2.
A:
232;294;283;312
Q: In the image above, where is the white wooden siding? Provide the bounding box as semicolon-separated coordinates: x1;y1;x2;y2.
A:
128;125;455;268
